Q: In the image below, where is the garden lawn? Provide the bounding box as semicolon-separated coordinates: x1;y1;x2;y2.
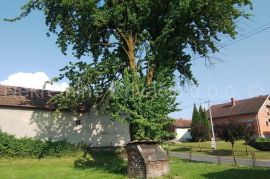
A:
168;157;270;179
170;140;270;160
0;150;127;179
1;154;270;179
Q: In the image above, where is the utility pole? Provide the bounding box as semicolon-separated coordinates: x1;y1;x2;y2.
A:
208;100;216;150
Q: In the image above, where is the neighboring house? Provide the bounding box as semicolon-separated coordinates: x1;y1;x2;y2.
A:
0;85;130;147
171;119;192;141
210;95;270;137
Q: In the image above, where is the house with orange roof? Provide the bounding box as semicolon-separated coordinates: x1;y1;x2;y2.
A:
171;119;192;141
210;95;270;137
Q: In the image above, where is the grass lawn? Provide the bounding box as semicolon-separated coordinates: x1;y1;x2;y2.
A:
170;140;270;160
0;151;127;179
168;158;270;179
0;152;270;179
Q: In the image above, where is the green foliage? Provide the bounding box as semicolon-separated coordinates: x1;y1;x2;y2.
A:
199;106;210;137
110;69;178;141
8;0;252;84
249;140;270;151
7;0;252;142
191;104;199;123
217;121;246;147
190;105;210;141
255;137;270;142
248;137;270;151
0;131;80;158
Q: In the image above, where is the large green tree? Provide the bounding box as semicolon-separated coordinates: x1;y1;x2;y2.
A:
199;105;210;139
8;0;252;141
190;105;210;151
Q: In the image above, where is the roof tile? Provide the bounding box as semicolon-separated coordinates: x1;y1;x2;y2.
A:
210;95;269;118
0;85;59;109
172;119;191;128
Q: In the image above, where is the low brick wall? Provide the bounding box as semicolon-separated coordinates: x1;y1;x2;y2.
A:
147;160;169;178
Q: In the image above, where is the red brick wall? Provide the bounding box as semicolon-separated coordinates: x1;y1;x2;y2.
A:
147;160;169;178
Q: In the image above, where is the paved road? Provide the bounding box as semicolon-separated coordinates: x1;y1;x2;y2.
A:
170;152;270;168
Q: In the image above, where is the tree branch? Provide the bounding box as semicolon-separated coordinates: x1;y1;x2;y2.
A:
116;28;128;43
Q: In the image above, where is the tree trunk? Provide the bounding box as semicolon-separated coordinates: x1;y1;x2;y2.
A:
231;143;237;165
146;62;156;86
115;30;140;141
167;142;170;157
126;35;137;71
129;123;136;142
115;29;137;72
199;140;202;152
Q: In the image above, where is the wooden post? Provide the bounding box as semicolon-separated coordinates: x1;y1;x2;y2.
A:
189;150;192;162
167;143;170;158
252;152;256;167
216;150;221;165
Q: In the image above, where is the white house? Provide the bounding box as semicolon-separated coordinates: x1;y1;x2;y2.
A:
0;85;130;147
172;119;192;142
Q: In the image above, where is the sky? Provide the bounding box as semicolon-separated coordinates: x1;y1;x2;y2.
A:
0;0;270;118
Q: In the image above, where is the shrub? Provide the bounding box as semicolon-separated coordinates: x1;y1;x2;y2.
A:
255;137;270;142
249;137;270;151
0;131;82;158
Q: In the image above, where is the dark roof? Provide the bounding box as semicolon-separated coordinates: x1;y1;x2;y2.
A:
0;85;60;110
210;95;269;119
172;119;192;128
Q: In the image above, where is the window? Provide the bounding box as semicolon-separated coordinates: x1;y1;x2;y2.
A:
247;122;253;128
75;120;81;126
266;121;269;126
267;106;270;115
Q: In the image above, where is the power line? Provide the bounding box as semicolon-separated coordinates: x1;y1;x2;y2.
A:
224;22;270;44
192;22;270;60
221;25;270;48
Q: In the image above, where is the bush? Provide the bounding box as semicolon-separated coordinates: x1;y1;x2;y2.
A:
0;131;82;158
255;137;270;142
249;138;270;151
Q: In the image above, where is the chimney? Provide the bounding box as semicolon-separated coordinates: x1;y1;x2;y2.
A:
231;98;236;106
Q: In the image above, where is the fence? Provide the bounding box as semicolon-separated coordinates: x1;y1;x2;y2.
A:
169;146;270;167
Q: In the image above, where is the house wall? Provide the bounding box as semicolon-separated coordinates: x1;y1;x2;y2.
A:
175;128;192;141
0;107;130;147
258;98;270;137
213;114;259;136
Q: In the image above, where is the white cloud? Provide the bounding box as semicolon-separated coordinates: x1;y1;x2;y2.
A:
0;72;68;91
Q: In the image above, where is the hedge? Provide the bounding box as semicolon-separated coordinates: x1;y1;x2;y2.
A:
0;131;82;158
249;138;270;151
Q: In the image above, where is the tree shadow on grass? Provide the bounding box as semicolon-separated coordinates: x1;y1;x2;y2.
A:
171;147;192;152
205;149;233;156
172;147;234;157
180;159;214;165
74;149;127;175
203;168;270;179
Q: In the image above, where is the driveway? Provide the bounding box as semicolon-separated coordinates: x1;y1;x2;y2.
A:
170;152;270;168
